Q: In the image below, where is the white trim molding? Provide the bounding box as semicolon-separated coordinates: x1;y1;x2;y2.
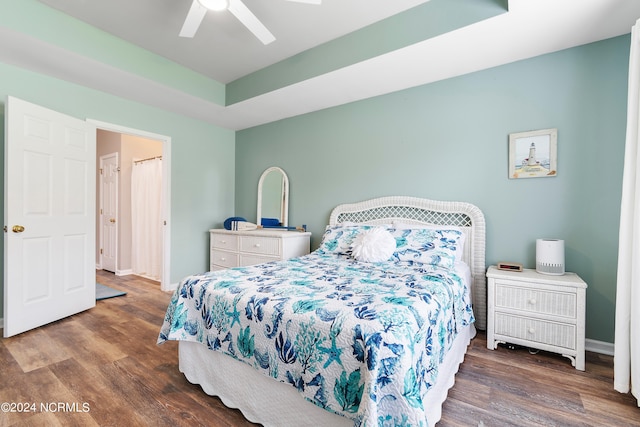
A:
116;269;134;277
586;338;614;356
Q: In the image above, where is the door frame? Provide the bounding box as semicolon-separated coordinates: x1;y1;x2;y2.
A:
89;119;172;292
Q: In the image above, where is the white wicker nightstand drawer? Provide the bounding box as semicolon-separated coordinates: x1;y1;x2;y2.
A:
494;281;577;319
495;313;576;350
240;236;281;256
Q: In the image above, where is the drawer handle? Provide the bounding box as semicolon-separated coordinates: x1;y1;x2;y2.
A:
220;257;226;261
255;243;261;248
528;298;537;305
528;327;535;334
220;240;226;244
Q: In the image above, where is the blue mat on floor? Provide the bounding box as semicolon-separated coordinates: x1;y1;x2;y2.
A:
96;283;126;300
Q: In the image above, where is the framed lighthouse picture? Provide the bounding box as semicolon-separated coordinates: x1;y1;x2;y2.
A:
508;128;557;179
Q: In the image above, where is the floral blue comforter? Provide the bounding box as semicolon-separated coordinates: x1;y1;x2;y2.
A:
158;252;474;427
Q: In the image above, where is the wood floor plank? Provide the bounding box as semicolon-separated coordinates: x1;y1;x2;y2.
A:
9;412;66;427
96;358;181;427
3;327;71;373
0;365;98;427
0;270;637;427
0;337;24;379
47;357;148;427
110;355;253;427
580;393;640;427
42;319;127;370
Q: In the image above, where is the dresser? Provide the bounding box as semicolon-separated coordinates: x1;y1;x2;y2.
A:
209;229;311;270
486;265;587;370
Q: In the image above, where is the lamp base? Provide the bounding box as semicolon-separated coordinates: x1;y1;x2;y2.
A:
536;238;565;275
536;262;565;275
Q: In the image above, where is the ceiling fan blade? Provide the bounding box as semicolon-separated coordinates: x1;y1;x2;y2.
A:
286;0;321;4
228;0;276;45
179;0;208;38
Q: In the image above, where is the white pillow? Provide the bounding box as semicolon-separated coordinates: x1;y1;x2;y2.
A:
351;227;396;262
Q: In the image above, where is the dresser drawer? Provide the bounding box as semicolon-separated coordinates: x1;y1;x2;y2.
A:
211;234;239;251
239;236;281;256
494;280;577;319
495;312;576;350
210;263;227;272
210;249;238;268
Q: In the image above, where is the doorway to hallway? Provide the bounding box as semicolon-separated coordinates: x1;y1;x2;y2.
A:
92;120;171;292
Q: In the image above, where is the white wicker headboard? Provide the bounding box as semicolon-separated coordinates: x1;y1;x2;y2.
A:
329;196;487;330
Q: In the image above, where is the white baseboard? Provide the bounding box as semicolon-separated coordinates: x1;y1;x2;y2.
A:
96;267;132;276
116;269;133;276
586;338;614;356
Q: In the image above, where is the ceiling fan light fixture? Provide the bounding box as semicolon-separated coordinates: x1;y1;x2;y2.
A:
198;0;229;11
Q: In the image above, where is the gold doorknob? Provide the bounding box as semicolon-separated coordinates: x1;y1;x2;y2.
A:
110;218;116;223
12;225;25;233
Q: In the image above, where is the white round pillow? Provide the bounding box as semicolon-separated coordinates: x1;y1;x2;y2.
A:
351;227;396;262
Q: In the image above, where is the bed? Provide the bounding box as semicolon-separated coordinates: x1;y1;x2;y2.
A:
158;196;486;426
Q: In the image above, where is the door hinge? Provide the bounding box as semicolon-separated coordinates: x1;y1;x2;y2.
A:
3;226;6;233
100;168;103;175
100;248;103;255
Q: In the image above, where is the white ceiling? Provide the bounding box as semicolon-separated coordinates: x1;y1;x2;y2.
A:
4;0;640;130
36;0;430;84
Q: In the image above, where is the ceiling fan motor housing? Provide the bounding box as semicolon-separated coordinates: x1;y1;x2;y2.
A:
199;0;229;11
183;0;320;44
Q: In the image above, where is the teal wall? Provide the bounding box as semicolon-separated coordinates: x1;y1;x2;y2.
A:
236;35;630;344
0;62;236;317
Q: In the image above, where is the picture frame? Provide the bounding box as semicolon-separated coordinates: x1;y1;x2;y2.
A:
508;128;557;179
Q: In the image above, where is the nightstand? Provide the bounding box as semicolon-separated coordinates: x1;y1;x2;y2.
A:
486;265;587;370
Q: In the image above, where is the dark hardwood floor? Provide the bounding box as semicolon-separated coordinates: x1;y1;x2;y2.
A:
0;271;638;426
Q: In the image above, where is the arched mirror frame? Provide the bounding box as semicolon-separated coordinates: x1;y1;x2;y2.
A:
257;166;289;227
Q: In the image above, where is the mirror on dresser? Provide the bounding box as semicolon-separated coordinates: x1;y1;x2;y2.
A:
210;166;310;272
257;166;289;227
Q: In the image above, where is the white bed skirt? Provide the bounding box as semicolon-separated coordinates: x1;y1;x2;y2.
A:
179;324;476;427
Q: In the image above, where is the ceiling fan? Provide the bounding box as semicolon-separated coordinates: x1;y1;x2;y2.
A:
180;0;321;45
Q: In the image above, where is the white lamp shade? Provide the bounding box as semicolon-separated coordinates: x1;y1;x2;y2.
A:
536;238;565;275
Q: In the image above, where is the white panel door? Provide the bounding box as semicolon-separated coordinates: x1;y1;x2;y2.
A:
99;153;118;273
4;96;96;337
